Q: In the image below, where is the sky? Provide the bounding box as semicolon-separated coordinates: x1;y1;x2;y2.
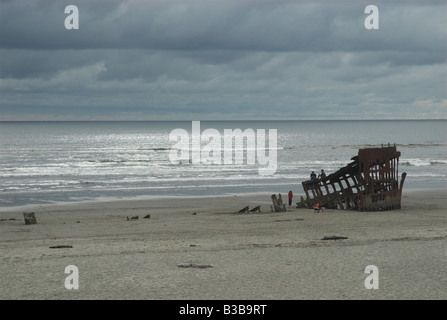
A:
0;0;446;120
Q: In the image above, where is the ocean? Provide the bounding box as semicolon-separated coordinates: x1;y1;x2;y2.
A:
0;120;446;208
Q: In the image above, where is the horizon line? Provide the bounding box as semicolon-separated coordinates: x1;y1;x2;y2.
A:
0;118;446;122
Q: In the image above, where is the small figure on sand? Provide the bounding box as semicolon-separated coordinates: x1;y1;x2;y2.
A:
314;203;323;213
288;190;293;208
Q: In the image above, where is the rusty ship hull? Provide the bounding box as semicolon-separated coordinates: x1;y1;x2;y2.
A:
297;145;407;211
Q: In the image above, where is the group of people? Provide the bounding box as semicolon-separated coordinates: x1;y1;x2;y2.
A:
310;169;326;181
286;169;327;210
286;189;324;212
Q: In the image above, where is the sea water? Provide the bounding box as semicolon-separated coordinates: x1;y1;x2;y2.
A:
0;120;446;208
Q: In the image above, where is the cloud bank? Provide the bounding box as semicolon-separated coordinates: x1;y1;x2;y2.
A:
1;0;446;120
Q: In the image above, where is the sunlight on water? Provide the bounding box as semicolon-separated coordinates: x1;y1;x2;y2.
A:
0;120;446;207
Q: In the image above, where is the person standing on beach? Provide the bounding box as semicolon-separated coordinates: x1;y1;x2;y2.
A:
288;190;293;208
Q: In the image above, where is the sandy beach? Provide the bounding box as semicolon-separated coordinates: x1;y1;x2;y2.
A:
1;188;446;300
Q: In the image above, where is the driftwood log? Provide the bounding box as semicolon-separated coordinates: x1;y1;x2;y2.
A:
321;236;349;240
49;245;73;249
176;263;213;269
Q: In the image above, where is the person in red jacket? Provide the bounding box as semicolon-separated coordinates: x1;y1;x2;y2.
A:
288;190;293;208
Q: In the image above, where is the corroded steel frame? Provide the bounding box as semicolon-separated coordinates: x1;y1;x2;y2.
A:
297;145;407;211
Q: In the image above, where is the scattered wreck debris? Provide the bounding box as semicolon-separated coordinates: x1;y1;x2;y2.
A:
234;206;261;213
0;218;17;221
23;212;37;225
177;263;213;269
235;205;262;214
297;144;407;211
271;194;287;212
321;236;349;241
274;218;304;222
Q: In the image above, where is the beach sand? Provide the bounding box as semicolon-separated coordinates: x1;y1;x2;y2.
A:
1;189;446;300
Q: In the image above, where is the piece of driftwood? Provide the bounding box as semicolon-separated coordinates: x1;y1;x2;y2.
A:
297;145;406;211
49;245;73;249
274;218;304;222
23;212;37;225
321;236;349;240
176;263;213;269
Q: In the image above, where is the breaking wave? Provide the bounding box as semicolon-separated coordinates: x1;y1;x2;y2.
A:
400;159;447;167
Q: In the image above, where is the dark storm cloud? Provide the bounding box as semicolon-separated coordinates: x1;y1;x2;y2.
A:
1;0;444;53
0;0;446;120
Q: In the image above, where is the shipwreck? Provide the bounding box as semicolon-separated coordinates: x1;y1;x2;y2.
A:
296;144;407;211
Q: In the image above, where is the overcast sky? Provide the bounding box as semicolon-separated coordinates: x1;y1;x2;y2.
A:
0;0;446;120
